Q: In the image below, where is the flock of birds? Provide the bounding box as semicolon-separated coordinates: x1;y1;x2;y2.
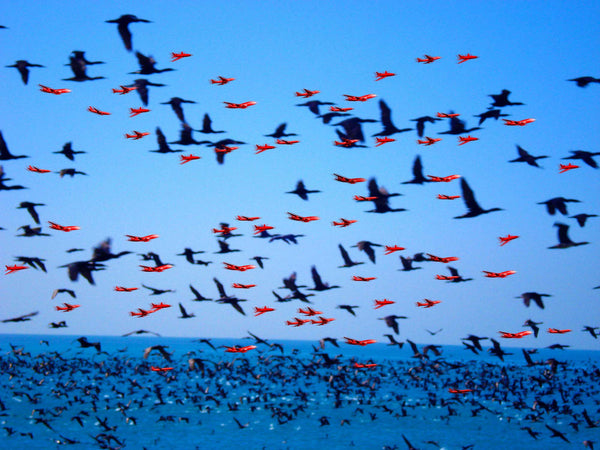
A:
1;11;600;448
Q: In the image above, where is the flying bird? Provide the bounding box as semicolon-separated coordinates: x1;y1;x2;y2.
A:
105;14;151;51
454;178;502;219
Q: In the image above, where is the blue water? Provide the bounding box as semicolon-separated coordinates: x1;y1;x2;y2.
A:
1;334;599;449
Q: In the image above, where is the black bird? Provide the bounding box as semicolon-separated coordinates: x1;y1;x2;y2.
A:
286;180;321;200
63;51;105;81
54;142;85;161
562;150;600;168
143;344;172;362
269;233;304;244
265;123;297;138
473;108;509;125
189;284;212;302
130;51;174;75
518;292;551;309
196;113;225;134
178;248;204;264
105;15;151;51
60;261;105;285
538;197;581;215
207;138;246;164
76;336;101;353
489;89;524;107
454;178;502;219
462;334;488;351
402;155;431;185
508;145;548;167
372;100;412;136
545;424;570;443
215;240;240;254
338;244;364;268
438;115;481;135
161;97;196;123
548;222;589;249
49;321;67;328
91;238;132;262
6;60;44;84
51;288;76;299
366;178;405;213
151;127;182;153
523;319;543;338
14;256;46;272
399;256;421;272
17;225;49;237
213;278;246;315
128;79;165;106
353;241;382;263
382;334;403;348
122;329;160;337
0;131;28;160
17;201;44;224
568;76;600;87
296;100;334;115
317;111;351;124
334;117;377;142
411;115;441;138
250;256;268;269
582;325;599;339
141;284;174;296
336;305;359;316
570;213;597;227
446;266;473;282
0;167;26;190
308;266;340;291
178;302;195;319
2;311;38;323
58;168;87;178
379;315;407;335
488;338;512;361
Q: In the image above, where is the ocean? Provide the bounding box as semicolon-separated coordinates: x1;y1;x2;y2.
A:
1;334;599;449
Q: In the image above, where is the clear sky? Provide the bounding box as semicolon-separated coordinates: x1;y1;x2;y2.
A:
1;1;599;349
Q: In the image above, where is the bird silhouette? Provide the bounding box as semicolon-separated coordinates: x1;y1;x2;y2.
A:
196;113;225;134
489;89;524;107
402;155;431;184
569;213;597;227
438;115;481;135
6;60;44;84
454;178;502;219
17;201;44;224
336;305;359;316
105;14;151;51
189;284;212;302
178;302;195;319
128;79;165;105
473;108;509;125
538;197;581;216
308;266;340;291
334;117;377;142
518;292;551;309
352;241;382;263
372;100;412;136
286;180;321;200
561;150;600;168
60;261;105;285
130;51;174;75
14;256;46;272
296;100;334;115
152;127;183;153
161;97;196;123
366;178;405;213
411;116;441;137
63;51;105;81
568;76;600;87
548;222;589;249
54;142;86;161
338;244;364;268
265;123;297;138
508;145;548;167
399;256;421;272
379;315;407;334
523;319;543;338
0;131;28;160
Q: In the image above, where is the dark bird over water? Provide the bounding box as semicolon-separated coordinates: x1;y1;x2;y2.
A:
105;14;151;51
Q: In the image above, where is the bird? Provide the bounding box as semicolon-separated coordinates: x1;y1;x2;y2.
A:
58;168;87;178
308;266;340;291
17;201;44;224
336;305;359;316
177;248;204;264
518;292;551;309
128;79;165;106
130;51;174;75
352;241;383;263
473;108;509;125
122;329;160;337
365;178;405;213
338;244;364;268
215;240;240;254
63;51;105;81
508;145;548;167
54;142;86;161
250;256;269;269
213;278;247;315
372;100;412;136
545;424;570;443
76;336;101;353
438;115;481;135
105;14;151;51
548;222;589;249
2;311;38;323
379;315;407;334
538;197;581;216
402;155;431;185
446;266;473;282
296;100;334;115
334;117;377;142
461;335;488;351
286;180;321;200
0;131;28;160
151;127;182;154
143;345;172;362
562;150;600;168
196;113;225;134
489;89;524;107
189;284;212;302
265;123;297;138
90;238;132;262
568;76;600;87
177;302;195;319
17;225;49;237
51;288;76;299
411;115;441;137
161;97;196;123
14;256;46;272
454;178;502;219
569;213;597;227
60;261;105;285
6;60;44;84
141;284;174;296
398;256;421;272
523;319;543;338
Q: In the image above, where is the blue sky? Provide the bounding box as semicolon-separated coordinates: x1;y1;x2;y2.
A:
1;1;599;349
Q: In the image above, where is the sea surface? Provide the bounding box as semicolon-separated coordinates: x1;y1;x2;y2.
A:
1;334;599;449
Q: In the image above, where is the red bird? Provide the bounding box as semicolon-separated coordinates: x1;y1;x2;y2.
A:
129;107;150;117
457;53;478;63
417;136;442;145
483;270;516;278
39;84;71;95
503;118;535;126
499;330;532;338
254;306;275;316
171;51;192;62
48;221;80;232
344;337;377;346
288;212;319;222
416;55;441;64
126;234;159;242
211;76;235;85
384;245;405;255
298;307;322;316
427;174;460;182
255;144;276;154
458;135;478;145
236;215;260;221
295;88;320;98
374;299;394;309
180;154;201;164
417;299;441;308
286;318;310;327
498;234;519;246
112;85;136;94
375;137;395;147
223;262;255;271
353;275;376;282
437;194;460;200
56;303;80;312
344;94;376;102
375;71;395;81
5;264;28;275
311;316;335;325
140;265;172;272
114;286;138;292
427;254;459;263
224;101;256;109
27;165;52;173
88;106;110;115
125;131;150;140
332;218;357;228
334;173;366;184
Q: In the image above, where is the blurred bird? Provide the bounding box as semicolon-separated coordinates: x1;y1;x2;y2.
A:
105;14;151;51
